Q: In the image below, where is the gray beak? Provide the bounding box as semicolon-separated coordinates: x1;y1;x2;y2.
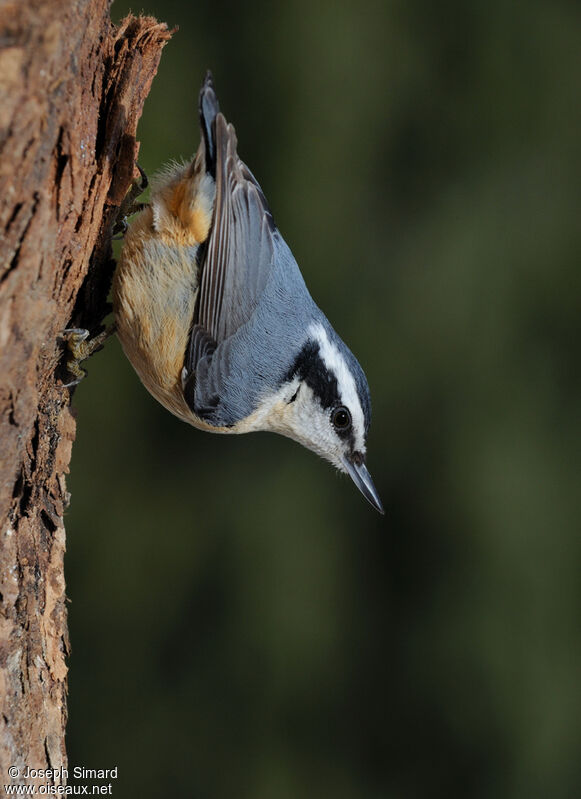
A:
342;457;385;515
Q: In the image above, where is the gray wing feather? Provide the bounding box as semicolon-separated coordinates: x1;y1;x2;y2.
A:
196;114;275;344
186;111;285;425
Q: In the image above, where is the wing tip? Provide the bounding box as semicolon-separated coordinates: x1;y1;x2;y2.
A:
199;70;220;177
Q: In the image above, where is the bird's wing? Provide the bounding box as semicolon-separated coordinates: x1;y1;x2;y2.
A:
195;113;276;346
183;111;279;425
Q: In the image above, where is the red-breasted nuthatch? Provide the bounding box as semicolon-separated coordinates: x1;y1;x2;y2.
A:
113;72;383;513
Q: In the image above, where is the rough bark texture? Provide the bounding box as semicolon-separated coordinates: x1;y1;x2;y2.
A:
0;0;170;787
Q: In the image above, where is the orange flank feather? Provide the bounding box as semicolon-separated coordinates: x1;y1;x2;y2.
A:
167;178;213;244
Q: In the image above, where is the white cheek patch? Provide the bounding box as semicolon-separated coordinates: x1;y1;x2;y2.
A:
308;322;367;453
291;384;338;457
234;381;345;470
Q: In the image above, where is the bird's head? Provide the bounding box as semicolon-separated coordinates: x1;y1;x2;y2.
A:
247;322;383;513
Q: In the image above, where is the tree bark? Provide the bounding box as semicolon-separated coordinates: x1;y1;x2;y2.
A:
0;0;170;787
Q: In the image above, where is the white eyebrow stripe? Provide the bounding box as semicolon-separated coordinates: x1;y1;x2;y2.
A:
307;322;366;452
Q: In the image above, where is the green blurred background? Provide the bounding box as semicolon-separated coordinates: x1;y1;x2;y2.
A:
66;0;581;796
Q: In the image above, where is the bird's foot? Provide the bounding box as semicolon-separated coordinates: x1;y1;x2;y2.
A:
112;164;149;239
61;325;115;388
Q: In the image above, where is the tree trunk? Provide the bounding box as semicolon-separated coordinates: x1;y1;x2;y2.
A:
0;0;170;787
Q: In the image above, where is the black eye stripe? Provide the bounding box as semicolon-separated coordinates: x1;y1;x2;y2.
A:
288;386;299;404
284;341;339;409
281;335;372;435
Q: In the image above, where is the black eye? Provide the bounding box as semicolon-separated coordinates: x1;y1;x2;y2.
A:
331;406;351;431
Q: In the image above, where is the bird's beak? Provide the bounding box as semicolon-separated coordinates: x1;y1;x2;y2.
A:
342;456;384;515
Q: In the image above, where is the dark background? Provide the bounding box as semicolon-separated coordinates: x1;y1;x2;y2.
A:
67;1;581;796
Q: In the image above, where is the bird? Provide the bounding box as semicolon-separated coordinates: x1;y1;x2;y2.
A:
112;72;383;513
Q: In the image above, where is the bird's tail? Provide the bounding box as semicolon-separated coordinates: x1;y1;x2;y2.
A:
198;71;220;179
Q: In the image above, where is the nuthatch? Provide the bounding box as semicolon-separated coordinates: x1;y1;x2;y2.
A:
113;72;383;513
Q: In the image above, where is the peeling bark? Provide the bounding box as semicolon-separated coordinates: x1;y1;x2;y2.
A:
0;1;171;786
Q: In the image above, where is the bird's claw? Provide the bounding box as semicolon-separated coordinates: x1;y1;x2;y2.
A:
112;163;149;238
61;325;115;388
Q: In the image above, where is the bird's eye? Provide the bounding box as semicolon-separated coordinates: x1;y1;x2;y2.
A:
331;406;351;431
